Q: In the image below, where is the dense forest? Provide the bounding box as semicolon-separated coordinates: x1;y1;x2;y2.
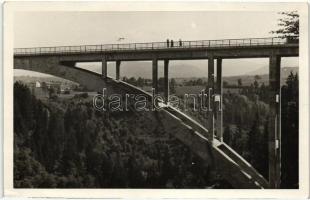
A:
13;82;230;188
13;71;298;188
280;72;299;188
221;79;270;178
167;72;299;188
222;72;299;188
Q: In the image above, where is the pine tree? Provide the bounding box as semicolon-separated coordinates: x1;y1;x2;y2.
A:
248;112;260;165
281;72;299;188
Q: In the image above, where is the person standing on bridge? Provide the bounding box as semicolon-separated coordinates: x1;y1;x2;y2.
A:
179;39;182;47
171;40;174;47
166;39;170;47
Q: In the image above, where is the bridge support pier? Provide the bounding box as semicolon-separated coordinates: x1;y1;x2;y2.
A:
269;54;281;188
216;58;223;142
116;60;121;80
164;60;169;104
152;59;158;95
102;58;107;79
207;55;215;143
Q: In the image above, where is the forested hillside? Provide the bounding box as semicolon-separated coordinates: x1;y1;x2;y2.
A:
165;71;299;188
13;82;230;188
222;72;299;188
280;72;299;188
13;71;298;188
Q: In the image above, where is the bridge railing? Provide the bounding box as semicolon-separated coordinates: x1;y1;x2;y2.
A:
14;36;298;55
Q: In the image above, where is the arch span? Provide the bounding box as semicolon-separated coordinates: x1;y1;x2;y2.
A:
14;56;111;91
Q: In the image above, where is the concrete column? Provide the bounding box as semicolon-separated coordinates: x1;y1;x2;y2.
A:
207;55;215;143
268;54;281;188
116;60;121;80
102;58;107;79
216;58;223;142
152;59;158;94
164;60;169;104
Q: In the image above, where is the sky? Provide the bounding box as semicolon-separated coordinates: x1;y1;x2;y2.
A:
14;11;298;77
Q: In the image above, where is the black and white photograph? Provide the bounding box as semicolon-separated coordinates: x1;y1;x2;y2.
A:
2;1;309;198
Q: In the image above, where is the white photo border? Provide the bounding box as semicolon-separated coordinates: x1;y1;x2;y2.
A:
3;1;309;198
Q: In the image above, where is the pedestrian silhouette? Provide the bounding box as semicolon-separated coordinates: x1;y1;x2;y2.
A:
171;40;174;47
166;39;170;47
179;39;182;47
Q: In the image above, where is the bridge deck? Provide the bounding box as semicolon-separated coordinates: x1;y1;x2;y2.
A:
14;37;298;56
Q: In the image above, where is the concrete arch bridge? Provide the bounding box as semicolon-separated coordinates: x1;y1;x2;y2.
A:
14;37;299;189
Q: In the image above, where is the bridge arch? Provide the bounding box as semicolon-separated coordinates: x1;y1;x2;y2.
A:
14;56;111;92
13;56;217;167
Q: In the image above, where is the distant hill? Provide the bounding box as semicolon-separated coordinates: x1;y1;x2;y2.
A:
246;66;298;76
170;67;298;86
14;63;298;87
245;65;269;75
76;62;208;79
76;62;298;79
223;67;298;86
